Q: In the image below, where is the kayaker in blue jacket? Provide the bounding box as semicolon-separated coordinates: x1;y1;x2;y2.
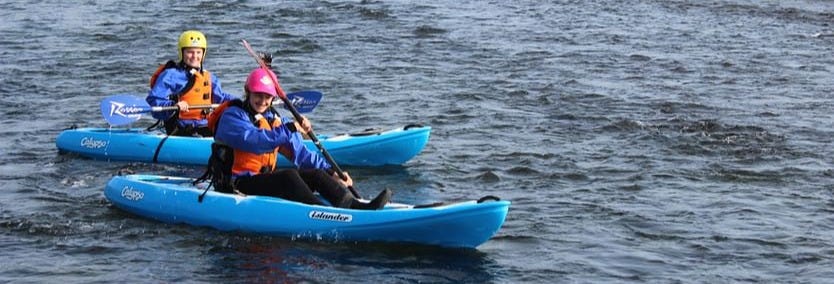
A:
204;68;391;210
146;30;236;137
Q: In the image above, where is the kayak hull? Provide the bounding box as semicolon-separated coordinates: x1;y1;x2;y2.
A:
56;125;431;167
104;174;510;248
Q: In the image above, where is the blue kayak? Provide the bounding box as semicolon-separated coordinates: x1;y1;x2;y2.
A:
105;174;510;248
56;125;430;167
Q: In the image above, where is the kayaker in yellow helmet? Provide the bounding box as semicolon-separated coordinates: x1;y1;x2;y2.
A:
146;30;237;137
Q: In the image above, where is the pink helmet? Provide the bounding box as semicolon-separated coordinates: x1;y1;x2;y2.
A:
245;68;278;97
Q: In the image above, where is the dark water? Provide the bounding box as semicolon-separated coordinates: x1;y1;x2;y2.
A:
2;0;834;282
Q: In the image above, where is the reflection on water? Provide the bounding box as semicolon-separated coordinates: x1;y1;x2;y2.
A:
208;234;498;283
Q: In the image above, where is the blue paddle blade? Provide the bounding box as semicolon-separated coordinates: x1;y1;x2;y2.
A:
286;91;322;113
100;94;151;126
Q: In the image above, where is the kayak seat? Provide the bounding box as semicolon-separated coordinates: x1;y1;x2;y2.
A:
477;195;501;203
404;123;424;130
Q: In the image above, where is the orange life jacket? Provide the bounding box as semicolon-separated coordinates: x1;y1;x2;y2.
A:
209;100;282;175
149;61;212;120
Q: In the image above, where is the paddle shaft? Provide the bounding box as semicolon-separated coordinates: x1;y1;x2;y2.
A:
156;101;299;113
157;97;302;113
151;104;218;112
153;103;297;115
241;39;361;198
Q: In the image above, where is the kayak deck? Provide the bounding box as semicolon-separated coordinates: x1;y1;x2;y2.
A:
105;174;509;248
57;125;431;167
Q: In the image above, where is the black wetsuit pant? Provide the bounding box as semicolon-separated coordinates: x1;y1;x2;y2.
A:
166;124;213;137
233;169;347;206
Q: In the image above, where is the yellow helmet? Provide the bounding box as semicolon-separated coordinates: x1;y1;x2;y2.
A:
177;30;207;62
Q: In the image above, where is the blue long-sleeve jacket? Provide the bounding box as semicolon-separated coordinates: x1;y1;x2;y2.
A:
214;103;331;177
146;66;236;127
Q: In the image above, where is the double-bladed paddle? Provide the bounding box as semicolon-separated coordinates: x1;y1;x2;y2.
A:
100;91;322;126
241;39;362;198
